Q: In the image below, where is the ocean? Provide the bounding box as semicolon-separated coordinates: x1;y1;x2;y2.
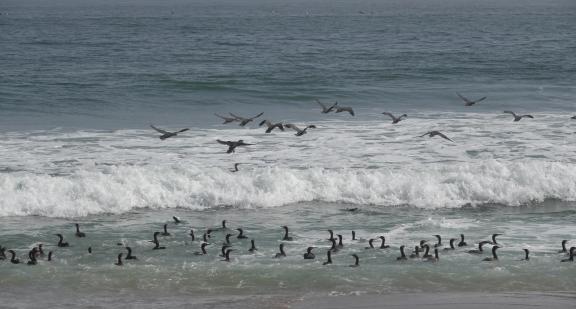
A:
1;0;575;307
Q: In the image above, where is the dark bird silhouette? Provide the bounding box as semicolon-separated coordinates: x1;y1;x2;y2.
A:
125;247;137;260
281;226;293;241
74;224;86;238
457;93;487;106
315;100;338;113
150;125;189;140
115;253;123;266
259;120;285;133
217;139;253;153
172;216;181;224
303;247;316;259
504;111;534;122
323;250;333;265
229;112;264;126
335;106;355;116
521;248;530;261
284;124;316;136
349;254;360;267
248;239;258;252
274;243;287;258
420;131;454;142
382;112;407;124
230;163;242;172
55;234;69;247
214;113;239;124
222;249;234;262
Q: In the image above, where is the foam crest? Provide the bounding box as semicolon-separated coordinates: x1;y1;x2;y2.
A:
1;160;576;217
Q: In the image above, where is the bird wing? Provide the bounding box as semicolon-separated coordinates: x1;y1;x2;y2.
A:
250;112;264;120
150;125;169;134
214;113;231;120
522;115;534;119
326;102;338;112
381;112;395;120
315;99;327;110
437;132;454;142
399;114;408;119
284;124;301;132
475;96;487;103
259;120;271;127
307;125;317;129
456;93;472;104
419;132;431;137
217;139;232;146
503;111;516;117
229;113;245;120
178;128;190;133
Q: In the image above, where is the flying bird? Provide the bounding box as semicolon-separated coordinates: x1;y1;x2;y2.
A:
503;111;534;122
420;131;454;142
150;125;189;140
258;120;285;133
457;93;487;106
335;106;355;116
214;113;238;124
217;140;253;153
315;100;338;114
381;112;407;124
285;124;316;136
229;112;264;126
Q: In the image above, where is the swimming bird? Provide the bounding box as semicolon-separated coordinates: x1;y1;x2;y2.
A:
281;226;293;241
521;248;530;261
27;248;38;265
409;246;420;259
379;236;390;249
365;238;375;249
558;240;568;253
88;247;92;254
420;131;454;142
220;220;228;230
489;233;502;245
284;124;316;136
0;246;5;260
315;99;338;113
236;228;248;239
74;224;86;238
161;224;171;236
172;216;181;224
327;230;335;241
422;244;432;258
303;247;316;259
259;120;285;133
55;234;69;247
115;253;123;266
47;251;53;261
229;112;264;126
468;241;491;254
248;239;258;252
561;247;575;262
216;139;253;153
224;233;233;245
202;233;208;243
323;250;333;265
152;232;166;250
337;235;344;248
456;93;487;106
150;125;189;140
504;111;534;122
335;106;355;116
37;244;45;257
433;235;443;248
7;250;20;264
349;254;360;267
572;116;576;120
230;163;242;172
397;245;407;261
125;247;137;260
274;243;287;258
351;231;357;241
220;245;230;257
214;113;239;124
222;249;234;262
444;238;456;251
189;229;195;242
483;246;500;261
382;112;407;124
329;238;339;253
425;248;439;262
194;242;209;255
458;234;467;247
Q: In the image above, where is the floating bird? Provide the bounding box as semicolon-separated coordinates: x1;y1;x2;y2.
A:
335;106;355;116
214;113;239;124
323;250;333;265
125;247;137;260
37;244;45;257
217;139;253;153
193;243;209;255
315;100;338;114
222;249;234;262
571;116;576;120
379;236;390;249
281;226;293;241
27;248;38;265
172;216;181;224
458;234;467;247
75;224;86;238
483;246;500;261
337;235;344;248
236;228;248;239
0;246;5;260
230;163;242;172
229;112;264;126
55;234;69;247
248;239;258;253
382;112;407;124
224;233;233;245
303;247;316;259
425;248;439;262
115;253;123;266
488;233;502;245
504;111;534;122
150;125;189;140
444;239;456;251
259;120;285;133
274;243;287;258
397;245;407;261
349;254;360;267
152;232;166;250
327;230;335;241
88;247;92;254
7;250;20;264
558;240;568;253
521;248;530;261
329;238;339;253
468;241;491;254
457;93;487;106
433;235;443;248
284;124;316;136
161;224;171;236
561;247;575;262
365;238;375;249
409;246;420;259
420;131;454;142
220;245;231;257
351;231;357;241
47;251;53;261
422;244;433;258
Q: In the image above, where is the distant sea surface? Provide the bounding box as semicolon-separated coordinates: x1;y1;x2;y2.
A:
0;0;575;307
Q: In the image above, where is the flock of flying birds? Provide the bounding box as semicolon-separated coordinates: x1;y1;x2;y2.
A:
150;94;576;153
0;219;574;267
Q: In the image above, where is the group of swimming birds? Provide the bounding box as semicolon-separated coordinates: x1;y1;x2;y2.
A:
150;94;576;151
1;219;574;267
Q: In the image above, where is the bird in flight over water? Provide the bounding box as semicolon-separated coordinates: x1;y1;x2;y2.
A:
420;131;454;142
150;125;189;140
456;93;487;106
